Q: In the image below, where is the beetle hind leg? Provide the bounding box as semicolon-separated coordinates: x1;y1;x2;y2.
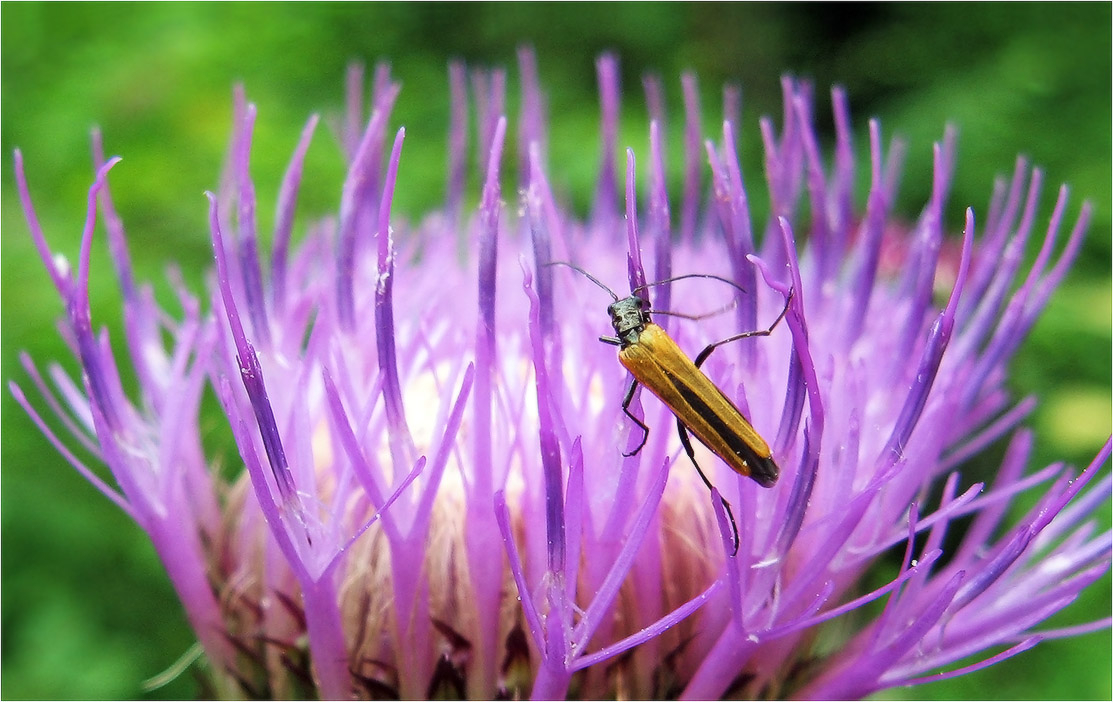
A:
677;418;740;556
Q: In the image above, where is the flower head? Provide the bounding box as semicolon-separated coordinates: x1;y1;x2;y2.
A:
12;51;1110;699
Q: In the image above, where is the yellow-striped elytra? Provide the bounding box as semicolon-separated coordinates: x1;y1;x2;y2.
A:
549;262;792;551
612;311;779;487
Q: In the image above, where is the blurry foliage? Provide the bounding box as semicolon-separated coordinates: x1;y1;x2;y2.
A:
2;3;1108;699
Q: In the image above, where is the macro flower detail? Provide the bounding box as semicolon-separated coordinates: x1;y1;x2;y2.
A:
12;50;1110;700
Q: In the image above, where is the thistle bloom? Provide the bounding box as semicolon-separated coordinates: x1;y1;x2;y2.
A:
12;51;1110;700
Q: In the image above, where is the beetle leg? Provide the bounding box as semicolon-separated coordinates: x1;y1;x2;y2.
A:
692;287;794;369
620;378;650;457
677;417;740;555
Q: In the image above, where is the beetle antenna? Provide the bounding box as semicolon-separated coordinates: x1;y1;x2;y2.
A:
649;296;738;321
544;261;620;301
633;272;746;297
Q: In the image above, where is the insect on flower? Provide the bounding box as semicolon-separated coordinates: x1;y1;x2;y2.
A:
549;262;793;551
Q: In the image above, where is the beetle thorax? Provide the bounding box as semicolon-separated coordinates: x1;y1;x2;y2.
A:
607;295;651;346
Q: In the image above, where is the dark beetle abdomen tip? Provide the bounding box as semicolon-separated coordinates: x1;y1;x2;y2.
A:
750;457;779;488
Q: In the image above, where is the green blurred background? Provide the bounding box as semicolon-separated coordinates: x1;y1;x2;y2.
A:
2;3;1109;699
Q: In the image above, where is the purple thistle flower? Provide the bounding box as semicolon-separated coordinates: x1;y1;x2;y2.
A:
11;51;1110;700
